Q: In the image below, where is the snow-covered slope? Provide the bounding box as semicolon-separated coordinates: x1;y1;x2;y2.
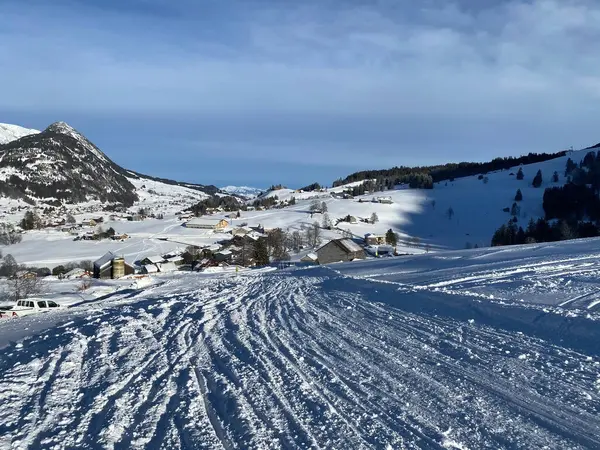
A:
0;239;599;448
0;123;39;144
220;185;263;198
244;149;588;250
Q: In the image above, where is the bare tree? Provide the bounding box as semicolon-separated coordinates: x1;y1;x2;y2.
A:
8;275;46;301
305;222;322;248
0;254;18;277
77;279;92;292
291;230;303;252
0;223;22;245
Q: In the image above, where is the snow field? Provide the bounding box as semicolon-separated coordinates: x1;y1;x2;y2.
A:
0;240;599;448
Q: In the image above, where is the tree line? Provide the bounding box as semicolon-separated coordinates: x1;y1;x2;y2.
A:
333;151;565;192
492;150;600;246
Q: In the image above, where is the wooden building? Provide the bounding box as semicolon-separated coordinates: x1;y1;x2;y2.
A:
316;239;366;265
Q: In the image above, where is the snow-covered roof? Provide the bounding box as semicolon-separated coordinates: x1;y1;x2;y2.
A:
65;268;87;278
94;251;115;268
186;217;228;226
167;256;184;263
143;264;159;273
143;255;164;264
302;253;318;261
216;250;232;256
336;239;363;253
157;262;178;272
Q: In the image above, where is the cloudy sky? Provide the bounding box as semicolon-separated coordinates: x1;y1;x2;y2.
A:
2;0;600;187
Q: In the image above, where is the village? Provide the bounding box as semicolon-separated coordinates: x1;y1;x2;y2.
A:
0;186;427;309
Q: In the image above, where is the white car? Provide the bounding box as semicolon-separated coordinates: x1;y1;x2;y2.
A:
0;299;63;319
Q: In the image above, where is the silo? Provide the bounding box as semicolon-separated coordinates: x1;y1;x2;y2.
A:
112;257;125;279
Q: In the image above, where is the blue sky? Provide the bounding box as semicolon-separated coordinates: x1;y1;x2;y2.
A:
2;0;600;188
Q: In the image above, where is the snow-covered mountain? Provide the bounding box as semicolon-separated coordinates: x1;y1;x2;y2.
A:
220;185;263;198
0;122;217;208
0;123;39;144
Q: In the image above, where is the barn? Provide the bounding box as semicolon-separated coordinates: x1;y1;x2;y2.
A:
93;252;135;279
185;217;229;231
316;239;366;265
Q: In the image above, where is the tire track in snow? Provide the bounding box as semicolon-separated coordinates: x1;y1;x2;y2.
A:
0;269;598;449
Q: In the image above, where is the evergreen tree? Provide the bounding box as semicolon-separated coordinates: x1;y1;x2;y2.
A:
66;213;76;224
532;169;543;188
552;171;559;183
514;189;523;201
321;202;328;213
253;239;270;266
20;210;41;230
510;202;520;217
385;229;397;246
565;157;577;176
370;212;379;224
516;167;524;180
446;207;454;220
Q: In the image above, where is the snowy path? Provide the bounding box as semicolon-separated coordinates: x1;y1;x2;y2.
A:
0;260;599;449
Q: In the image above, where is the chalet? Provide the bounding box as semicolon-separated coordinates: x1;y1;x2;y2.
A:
348;216;358;224
111;233;129;241
300;253;319;264
316;239;366;265
141;264;159;274
364;233;385;245
214;250;233;262
140;255;165;265
377;196;393;204
93;252;134;279
157;262;178;273
185;217;229;231
166;255;185;266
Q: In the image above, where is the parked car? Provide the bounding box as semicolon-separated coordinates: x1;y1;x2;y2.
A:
0;299;63;318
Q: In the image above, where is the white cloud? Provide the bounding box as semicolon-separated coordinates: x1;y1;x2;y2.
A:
2;0;600;163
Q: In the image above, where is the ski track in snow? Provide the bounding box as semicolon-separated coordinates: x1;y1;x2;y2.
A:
0;262;600;449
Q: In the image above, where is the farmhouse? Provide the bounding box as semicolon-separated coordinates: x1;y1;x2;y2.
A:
214;250;233;262
185;217;229;231
141;264;159;274
140;255;165;265
316;239;366;265
93;252;135;279
364;233;385;245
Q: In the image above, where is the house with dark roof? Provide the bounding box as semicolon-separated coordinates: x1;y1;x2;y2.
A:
316;239;366;265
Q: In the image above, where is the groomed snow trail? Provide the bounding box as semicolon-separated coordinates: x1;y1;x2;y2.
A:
0;267;599;449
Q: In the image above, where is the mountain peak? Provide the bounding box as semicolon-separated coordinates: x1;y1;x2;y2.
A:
45;121;79;136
